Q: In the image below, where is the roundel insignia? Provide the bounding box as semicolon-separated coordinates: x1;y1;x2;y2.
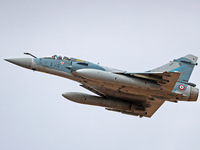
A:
179;84;185;90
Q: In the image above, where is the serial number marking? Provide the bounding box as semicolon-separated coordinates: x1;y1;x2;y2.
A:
50;62;60;68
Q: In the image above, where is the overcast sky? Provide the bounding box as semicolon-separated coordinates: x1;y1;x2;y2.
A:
1;0;200;150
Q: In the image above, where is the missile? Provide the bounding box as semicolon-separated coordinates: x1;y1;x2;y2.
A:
73;69;160;89
62;92;147;116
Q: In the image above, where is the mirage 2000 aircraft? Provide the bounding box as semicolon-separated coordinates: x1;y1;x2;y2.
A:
5;53;199;118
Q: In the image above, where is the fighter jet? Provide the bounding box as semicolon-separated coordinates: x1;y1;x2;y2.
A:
5;53;199;118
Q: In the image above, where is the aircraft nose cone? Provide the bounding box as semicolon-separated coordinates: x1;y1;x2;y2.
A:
4;58;32;69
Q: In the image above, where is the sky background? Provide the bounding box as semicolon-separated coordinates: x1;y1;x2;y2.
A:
1;0;200;150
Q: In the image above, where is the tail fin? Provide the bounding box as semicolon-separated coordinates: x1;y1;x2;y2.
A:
150;54;198;82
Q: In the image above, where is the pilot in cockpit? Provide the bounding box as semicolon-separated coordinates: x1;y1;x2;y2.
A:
63;56;71;61
58;56;62;60
52;55;58;59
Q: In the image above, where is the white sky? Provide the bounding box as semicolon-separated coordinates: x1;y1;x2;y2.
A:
1;0;200;150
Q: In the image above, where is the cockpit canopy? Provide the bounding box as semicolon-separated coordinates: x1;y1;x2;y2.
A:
43;55;71;61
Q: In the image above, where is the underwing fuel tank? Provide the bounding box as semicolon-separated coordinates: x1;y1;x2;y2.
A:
62;92;147;116
73;69;160;89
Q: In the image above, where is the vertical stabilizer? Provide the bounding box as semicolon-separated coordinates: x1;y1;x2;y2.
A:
150;54;198;82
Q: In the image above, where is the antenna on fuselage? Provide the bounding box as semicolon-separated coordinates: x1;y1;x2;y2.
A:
24;52;37;58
